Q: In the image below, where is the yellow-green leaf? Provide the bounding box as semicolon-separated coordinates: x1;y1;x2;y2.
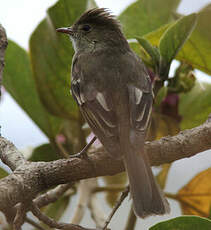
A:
29;144;60;162
179;82;211;130
118;0;180;38
178;168;211;217
144;6;211;75
3;41;62;139
159;13;197;67
29;0;88;119
136;37;160;69
154;86;168;108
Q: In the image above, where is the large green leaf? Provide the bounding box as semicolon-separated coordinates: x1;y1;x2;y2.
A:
179;81;211;130
136;37;160;68
29;0;89;120
150;216;211;230
176;6;211;75
159;14;197;69
134;13;197;77
3;41;62;138
118;0;180;38
29;144;60;162
143;5;211;75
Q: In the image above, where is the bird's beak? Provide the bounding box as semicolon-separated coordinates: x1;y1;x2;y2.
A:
56;27;73;35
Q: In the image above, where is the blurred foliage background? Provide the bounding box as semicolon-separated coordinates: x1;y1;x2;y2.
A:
1;0;211;229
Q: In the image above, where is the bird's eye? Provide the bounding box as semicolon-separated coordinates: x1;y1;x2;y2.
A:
82;24;91;32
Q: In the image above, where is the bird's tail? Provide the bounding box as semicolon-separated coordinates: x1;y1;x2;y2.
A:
123;147;170;218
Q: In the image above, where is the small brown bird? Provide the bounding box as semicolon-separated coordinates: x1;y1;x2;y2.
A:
57;8;169;218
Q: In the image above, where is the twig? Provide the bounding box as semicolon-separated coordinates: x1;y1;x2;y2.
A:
88;184;107;228
71;179;97;224
55;139;70;159
80;136;97;154
30;203;97;230
102;186;130;230
70;136;97;158
13;203;26;230
34;183;74;208
124;206;137;230
25;217;45;230
93;185;125;193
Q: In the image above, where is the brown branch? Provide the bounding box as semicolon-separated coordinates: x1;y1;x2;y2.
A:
30;203;97;230
102;186;130;230
145;120;211;166
124;206;137;230
0;138;26;171
0;24;8;97
34;183;74;208
0;121;210;223
25;217;45;230
13;203;26;230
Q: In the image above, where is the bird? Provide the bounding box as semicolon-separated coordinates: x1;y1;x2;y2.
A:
56;8;169;218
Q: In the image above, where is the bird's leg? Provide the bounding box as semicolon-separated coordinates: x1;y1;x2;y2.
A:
69;136;97;159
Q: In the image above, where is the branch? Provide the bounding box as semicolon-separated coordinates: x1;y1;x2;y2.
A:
0;120;210;224
146;119;211;166
124;206;137;230
34;183;74;208
30;203;97;230
0;24;8;96
102;186;130;230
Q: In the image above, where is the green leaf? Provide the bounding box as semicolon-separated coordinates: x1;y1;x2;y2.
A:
3;41;62;138
144;6;211;75
136;37;160;68
29;144;60;162
150;216;211;230
179;82;211;130
129;42;153;67
29;0;88;120
154;86;168;108
159;13;197;72
118;0;180;38
145;24;171;45
176;6;211;75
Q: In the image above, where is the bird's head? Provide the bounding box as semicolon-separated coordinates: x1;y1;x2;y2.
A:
56;8;129;52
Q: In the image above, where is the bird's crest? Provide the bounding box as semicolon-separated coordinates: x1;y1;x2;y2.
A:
75;8;121;31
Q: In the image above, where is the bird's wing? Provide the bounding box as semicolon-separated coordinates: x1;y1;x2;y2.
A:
127;84;153;148
128;85;153;132
125;52;153;133
71;62;121;158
